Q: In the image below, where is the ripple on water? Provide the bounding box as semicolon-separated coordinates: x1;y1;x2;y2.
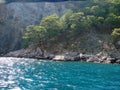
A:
0;57;120;90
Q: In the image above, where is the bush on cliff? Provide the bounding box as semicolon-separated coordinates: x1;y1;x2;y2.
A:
22;25;47;44
111;28;120;42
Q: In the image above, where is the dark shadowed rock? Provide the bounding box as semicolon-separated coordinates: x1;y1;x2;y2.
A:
116;60;120;64
5;45;44;59
106;57;117;63
109;51;120;59
79;53;92;61
4;45;120;64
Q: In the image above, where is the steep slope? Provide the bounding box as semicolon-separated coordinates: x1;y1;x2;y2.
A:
0;1;84;54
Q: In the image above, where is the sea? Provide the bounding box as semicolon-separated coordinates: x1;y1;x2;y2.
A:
0;57;120;90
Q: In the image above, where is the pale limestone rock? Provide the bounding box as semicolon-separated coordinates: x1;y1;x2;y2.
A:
53;55;65;61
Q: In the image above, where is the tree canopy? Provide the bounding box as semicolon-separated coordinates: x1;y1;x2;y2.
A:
22;0;120;47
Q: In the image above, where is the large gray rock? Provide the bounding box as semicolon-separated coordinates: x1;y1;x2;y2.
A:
5;45;44;59
5;44;55;59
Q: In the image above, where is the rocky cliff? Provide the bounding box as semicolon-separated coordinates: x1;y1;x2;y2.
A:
1;1;120;63
0;1;84;54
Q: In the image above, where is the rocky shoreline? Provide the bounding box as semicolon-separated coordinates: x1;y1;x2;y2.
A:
4;45;120;64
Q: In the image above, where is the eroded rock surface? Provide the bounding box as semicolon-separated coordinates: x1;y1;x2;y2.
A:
5;47;120;64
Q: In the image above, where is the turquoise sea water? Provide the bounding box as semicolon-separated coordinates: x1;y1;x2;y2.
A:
0;57;120;90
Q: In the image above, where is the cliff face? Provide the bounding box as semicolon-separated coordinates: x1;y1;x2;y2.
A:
0;1;83;54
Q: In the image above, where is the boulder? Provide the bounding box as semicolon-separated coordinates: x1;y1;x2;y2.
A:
106;57;116;63
79;53;93;61
101;56;107;60
53;52;80;61
86;56;100;63
116;60;120;64
104;60;111;64
53;55;65;61
44;53;55;60
5;46;45;59
102;57;116;64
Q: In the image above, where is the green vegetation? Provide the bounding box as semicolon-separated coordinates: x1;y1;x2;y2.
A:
111;28;120;43
23;25;47;43
22;0;120;48
40;14;62;40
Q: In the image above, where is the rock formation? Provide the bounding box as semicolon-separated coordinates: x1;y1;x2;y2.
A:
5;45;120;64
0;1;83;54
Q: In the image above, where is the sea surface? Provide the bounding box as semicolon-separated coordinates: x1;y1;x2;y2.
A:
0;57;120;90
